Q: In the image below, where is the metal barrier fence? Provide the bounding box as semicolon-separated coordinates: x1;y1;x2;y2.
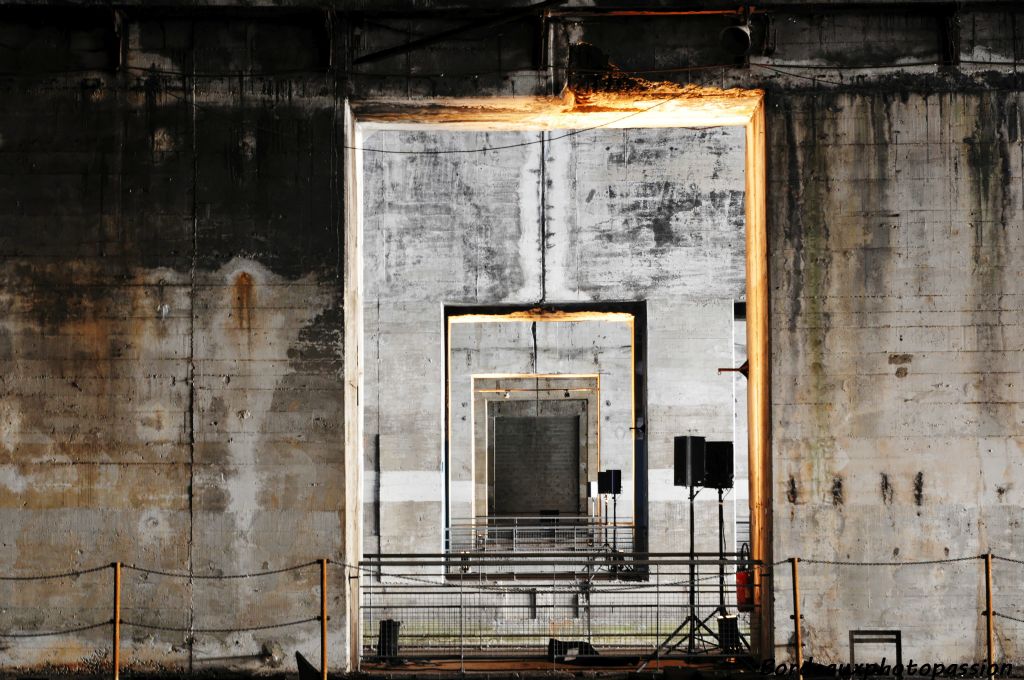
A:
0;560;333;680
360;552;760;661
446;516;636;554
6;551;1024;676
786;554;1015;678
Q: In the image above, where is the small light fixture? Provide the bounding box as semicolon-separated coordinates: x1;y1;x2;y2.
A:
503;391;511;399
720;22;752;56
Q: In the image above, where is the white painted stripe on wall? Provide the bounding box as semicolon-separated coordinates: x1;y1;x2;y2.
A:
649;469;750;502
449;480;474;507
379;470;445;502
648;468;680;502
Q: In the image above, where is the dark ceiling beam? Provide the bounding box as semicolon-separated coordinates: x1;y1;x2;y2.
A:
0;0;1019;12
545;1;1013;16
351;0;567;65
0;0;1019;21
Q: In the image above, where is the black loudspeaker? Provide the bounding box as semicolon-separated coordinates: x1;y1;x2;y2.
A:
705;441;734;489
598;469;622;495
674;436;706;487
377;619;401;658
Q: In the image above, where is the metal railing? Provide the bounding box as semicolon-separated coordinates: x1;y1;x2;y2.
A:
9;550;1024;676
736;518;751;548
447;516;635;554
0;559;333;680
360;551;760;662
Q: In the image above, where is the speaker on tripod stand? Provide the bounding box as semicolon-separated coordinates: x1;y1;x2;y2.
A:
704;441;734;491
671;436;713;654
654;437;742;656
598;469;622;550
704;441;743;652
673;435;705;488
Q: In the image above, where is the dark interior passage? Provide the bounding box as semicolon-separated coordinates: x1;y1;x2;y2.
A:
492;415;581;516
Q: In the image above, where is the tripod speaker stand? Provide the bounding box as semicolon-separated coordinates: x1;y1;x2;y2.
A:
705;441;748;653
641;437;740;665
659;436;720;655
598;469;622;549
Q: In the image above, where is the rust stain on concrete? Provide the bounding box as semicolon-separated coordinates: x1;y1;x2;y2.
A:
233;271;255;333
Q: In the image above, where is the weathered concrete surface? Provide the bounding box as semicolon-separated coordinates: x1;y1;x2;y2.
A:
1;2;1024;672
769;92;1024;663
363;126;745;558
0;18;345;673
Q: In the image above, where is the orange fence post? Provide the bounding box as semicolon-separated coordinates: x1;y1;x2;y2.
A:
321;558;328;680
112;562;121;680
985;553;994;679
790;558;803;680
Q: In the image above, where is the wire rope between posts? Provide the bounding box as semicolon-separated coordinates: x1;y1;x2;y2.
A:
121;617;322;634
123;561;319;579
794;557;978;565
0;621;112;638
0;564;110;581
992;555;1024;566
992;611;1024;625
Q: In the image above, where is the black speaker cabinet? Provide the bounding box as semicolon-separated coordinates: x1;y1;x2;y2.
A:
673;435;705;487
598;469;622;495
377;619;401;658
705;441;734;489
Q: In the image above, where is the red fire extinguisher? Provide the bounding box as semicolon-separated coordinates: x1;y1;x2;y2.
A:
736;542;755;613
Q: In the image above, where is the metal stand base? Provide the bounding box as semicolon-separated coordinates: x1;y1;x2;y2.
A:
637;484;751;670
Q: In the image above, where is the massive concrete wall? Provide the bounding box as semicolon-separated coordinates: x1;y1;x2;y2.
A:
0;18;345;673
0;2;1023;671
769;91;1024;663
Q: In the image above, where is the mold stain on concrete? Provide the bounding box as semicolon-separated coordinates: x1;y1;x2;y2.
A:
914;471;924;506
880;472;894;505
962;93;1015;434
785;94;836;499
831;477;844;506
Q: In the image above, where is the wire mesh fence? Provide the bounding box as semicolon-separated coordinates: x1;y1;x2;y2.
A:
360;552;760;661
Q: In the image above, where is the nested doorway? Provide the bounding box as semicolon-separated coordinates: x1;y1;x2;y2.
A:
491;401;584;516
473;375;599;518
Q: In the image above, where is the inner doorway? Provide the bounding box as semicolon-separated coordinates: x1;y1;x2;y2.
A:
446;303;647;553
490;400;585;517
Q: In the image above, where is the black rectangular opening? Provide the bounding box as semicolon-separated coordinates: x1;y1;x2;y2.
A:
443;300;649;555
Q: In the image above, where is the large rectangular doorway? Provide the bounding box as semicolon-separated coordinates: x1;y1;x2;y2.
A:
493;414;581;516
344;93;771;666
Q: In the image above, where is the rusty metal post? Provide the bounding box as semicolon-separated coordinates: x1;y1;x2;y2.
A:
985;553;994;679
112;562;121;680
320;558;328;680
790;558;803;680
